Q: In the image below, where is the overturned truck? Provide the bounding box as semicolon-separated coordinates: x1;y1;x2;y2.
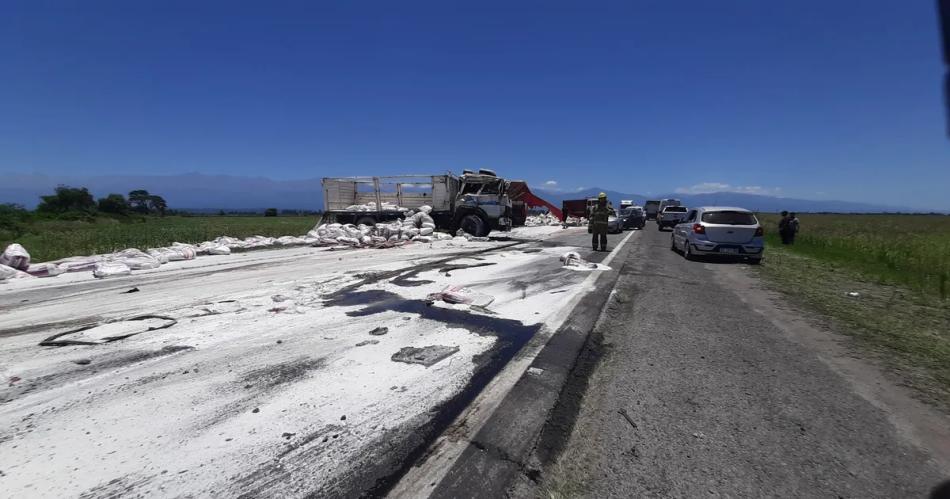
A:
321;170;513;237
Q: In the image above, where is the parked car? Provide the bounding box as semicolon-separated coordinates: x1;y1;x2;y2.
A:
658;198;682;213
657;206;688;230
671;206;764;263
620;206;646;229
607;209;624;233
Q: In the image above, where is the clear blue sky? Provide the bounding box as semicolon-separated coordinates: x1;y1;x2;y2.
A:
2;1;948;209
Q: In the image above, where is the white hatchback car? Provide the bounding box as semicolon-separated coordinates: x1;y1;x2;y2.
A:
671;206;764;263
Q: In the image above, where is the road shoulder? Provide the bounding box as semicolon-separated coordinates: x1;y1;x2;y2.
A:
389;230;639;498
708;262;950;474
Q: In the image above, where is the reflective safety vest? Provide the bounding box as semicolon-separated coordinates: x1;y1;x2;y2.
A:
589;205;610;229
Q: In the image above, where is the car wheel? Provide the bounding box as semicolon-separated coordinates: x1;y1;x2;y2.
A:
355;216;376;226
671;234;677;251
684;242;695;261
460;214;489;237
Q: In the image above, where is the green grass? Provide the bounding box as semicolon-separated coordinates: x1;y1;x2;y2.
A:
1;216;318;263
755;214;950;409
758;213;950;301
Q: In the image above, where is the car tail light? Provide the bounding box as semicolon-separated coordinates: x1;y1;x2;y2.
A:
754;226;764;237
692;223;705;234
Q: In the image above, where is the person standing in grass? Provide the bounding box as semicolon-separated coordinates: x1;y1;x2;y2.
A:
789;212;800;244
778;210;791;244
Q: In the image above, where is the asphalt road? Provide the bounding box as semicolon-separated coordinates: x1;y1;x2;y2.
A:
537;224;949;498
0;227;618;498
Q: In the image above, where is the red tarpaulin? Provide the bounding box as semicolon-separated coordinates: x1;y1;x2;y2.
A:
507;181;563;220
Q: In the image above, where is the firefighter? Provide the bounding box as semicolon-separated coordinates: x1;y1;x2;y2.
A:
589;192;610;251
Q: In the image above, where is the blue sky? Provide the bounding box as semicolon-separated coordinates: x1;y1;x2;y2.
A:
2;1;948;210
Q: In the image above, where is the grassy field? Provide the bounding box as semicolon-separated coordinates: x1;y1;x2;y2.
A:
758;213;950;301
756;213;950;409
1;216;318;263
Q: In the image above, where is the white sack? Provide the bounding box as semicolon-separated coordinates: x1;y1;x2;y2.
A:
0;243;31;271
93;261;131;278
26;263;66;278
207;245;231;255
0;264;19;280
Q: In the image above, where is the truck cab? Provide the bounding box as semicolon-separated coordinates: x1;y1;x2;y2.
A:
452;169;512;236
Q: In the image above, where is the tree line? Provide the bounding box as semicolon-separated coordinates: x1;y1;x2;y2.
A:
0;186;171;239
36;186;169;217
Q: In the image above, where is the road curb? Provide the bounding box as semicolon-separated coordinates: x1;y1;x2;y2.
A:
423;234;636;498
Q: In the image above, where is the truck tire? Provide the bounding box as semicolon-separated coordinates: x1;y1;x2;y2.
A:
356;216;376;226
460;214;489;237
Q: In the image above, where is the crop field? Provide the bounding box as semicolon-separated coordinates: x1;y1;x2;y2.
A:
1;216;318;263
757;213;950;301
755;213;950;408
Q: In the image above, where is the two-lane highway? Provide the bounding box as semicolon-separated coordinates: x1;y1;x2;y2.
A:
537;224;950;498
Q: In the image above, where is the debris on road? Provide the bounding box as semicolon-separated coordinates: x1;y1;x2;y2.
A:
563;216;588;227
26;262;66;278
355;340;379;347
369;327;389;336
560;251;610;271
426;285;495;308
93;261;132;279
847;292;861;297
195;300;245;315
525;213;561;226
391;345;460;367
39;315;178;346
0;264;29;281
618;408;638;429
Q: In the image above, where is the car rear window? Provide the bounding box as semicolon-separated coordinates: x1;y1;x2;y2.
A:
663;206;687;212
701;211;757;225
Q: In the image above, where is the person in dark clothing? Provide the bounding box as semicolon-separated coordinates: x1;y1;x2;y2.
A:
589;193;610;251
788;212;800;244
778;210;791;244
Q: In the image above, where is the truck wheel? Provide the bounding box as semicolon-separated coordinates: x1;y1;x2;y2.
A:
355;216;376;227
460;214;488;237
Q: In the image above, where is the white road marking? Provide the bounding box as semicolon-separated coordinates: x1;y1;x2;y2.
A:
388;229;638;498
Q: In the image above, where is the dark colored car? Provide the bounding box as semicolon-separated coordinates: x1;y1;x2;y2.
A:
620;206;646;229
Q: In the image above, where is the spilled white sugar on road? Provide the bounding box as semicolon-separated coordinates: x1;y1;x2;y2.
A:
0;226;600;497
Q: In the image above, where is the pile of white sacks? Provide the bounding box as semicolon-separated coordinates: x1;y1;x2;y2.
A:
343;201;407;212
525;213;562;226
0;206;465;281
563;216;588;226
309;206;453;247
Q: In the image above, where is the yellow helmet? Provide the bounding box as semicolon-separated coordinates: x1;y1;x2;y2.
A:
598;192;607;199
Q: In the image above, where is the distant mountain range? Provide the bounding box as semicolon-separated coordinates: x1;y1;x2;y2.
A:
0;172;925;214
530;188;918;214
